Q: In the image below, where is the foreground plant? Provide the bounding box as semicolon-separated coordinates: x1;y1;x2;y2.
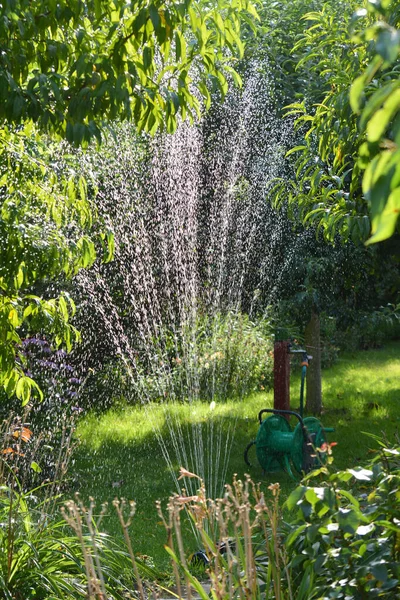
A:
285;436;400;598
0;479;164;600
273;0;400;245
62;495;165;600
53;436;399;599
0;483;88;599
159;441;400;599
157;473;308;600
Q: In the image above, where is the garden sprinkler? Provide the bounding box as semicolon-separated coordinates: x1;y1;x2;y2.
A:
244;348;334;480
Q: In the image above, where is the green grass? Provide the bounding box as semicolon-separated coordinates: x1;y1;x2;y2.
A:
71;341;400;567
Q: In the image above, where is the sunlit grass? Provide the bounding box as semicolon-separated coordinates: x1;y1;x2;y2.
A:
72;340;400;566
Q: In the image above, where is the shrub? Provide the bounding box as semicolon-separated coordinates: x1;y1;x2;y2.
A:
136;311;274;402
85;311;274;406
0;482;87;599
160;441;400;599
23;438;394;600
285;438;400;598
335;305;400;352
175;311;274;400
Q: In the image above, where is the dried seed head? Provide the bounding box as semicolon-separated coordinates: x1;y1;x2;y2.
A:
177;466;201;480
268;483;280;497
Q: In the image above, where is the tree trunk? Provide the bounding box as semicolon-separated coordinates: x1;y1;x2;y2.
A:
305;310;322;415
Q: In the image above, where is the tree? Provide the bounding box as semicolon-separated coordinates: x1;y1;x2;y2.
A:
273;0;400;245
0;0;258;404
0;0;258;141
350;0;400;243
0;127;107;404
304;309;322;414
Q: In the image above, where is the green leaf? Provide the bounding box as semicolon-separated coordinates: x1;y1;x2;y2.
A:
305;488;320;507
149;5;161;33
350;73;367;114
163;546;210;600
332;470;353;483
371;563;388;582
30;461;42;473
30;378;44;402
376;28;400;63
338;507;362;533
286;145;307;157
104;231;115;263
338;489;360;508
16;376;31;405
296;566;315;600
143;46;153;70
286;523;309;546
366;186;400;244
58;296;69;321
363;151;393;217
285;485;307;510
359;81;400;131
367;89;400;142
94;0;102;20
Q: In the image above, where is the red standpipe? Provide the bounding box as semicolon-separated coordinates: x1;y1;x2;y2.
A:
273;341;290;419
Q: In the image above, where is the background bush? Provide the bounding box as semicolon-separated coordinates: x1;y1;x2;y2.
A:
81;311;274;407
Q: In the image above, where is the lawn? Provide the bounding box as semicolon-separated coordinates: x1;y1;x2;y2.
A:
72;341;400;568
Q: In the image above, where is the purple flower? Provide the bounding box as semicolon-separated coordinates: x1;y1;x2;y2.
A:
22;337;47;347
37;360;58;370
69;377;82;385
71;406;83;414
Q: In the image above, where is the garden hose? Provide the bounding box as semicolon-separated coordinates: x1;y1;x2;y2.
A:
244;440;256;467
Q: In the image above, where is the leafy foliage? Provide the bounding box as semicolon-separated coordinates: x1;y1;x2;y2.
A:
244;0;323;107
350;0;400;243
143;311;274;401
0;128;101;404
0;481;161;599
0;0;259;405
273;0;371;243
286;439;400;598
86;311;274;406
158;439;400;598
273;0;400;245
0;0;258;141
0;481;88;598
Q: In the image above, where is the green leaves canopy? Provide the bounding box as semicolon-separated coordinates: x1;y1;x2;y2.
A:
274;0;400;245
0;127;100;404
0;0;258;140
350;0;400;243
